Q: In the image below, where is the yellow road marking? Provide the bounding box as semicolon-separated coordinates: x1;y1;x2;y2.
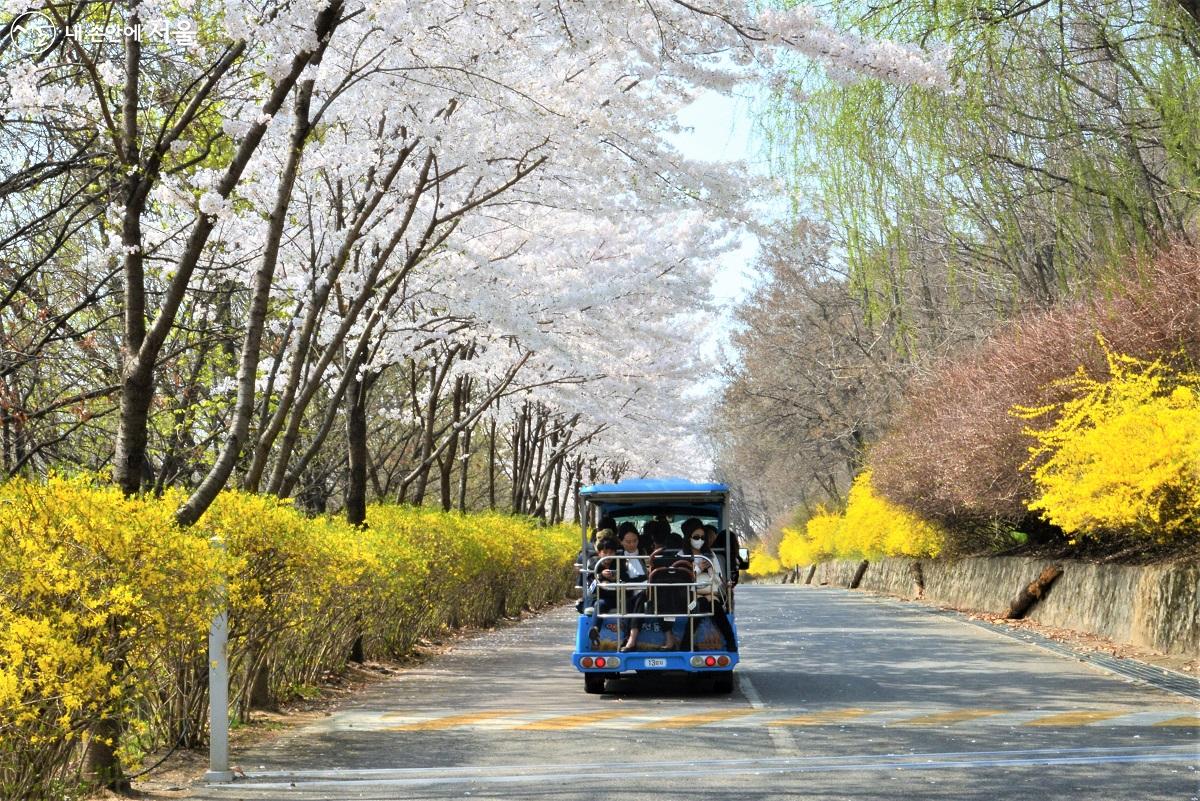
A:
902;709;1005;726
1153;716;1200;727
514;709;636;731
386;709;521;731
1024;710;1126;727
639;709;757;729
775;708;872;727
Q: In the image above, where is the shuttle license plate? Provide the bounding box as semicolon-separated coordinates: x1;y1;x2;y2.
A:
644;658;667;668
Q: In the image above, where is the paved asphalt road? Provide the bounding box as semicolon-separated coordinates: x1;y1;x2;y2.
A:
193;585;1199;800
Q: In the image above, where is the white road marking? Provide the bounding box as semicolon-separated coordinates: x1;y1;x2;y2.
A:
737;671;798;755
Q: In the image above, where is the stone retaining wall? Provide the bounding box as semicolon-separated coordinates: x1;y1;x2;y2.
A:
802;557;1198;656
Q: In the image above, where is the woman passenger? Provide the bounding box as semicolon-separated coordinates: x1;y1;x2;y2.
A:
671;521;737;652
618;526;648;651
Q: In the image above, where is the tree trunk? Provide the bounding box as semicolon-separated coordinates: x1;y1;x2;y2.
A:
248;653;272;710
411;359;451;505
487;416;496;510
549;453;564;523
2;409;10;473
82;713;129;793
345;358;371;666
176;66;321;525
410;462;432;505
112;6;146;499
509;406;525;512
457;424;472;512
438;377;465;512
82;617;131;792
1007;565;1063;619
910;560;926;599
849;560;869;589
513;410;545;515
113;367;154;495
529;424;547;516
345;368;373;527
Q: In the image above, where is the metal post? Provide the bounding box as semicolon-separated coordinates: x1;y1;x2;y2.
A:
205;536;234;783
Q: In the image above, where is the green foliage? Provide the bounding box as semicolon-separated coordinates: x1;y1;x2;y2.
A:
768;0;1200;321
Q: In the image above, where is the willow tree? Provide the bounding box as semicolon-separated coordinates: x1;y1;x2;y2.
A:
767;0;1200;337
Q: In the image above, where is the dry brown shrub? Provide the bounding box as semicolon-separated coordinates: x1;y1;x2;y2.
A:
869;242;1200;547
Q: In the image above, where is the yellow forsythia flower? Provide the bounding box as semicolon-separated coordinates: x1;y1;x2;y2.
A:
1;477;576;799
744;547;782;577
1014;344;1200;540
774;473;944;565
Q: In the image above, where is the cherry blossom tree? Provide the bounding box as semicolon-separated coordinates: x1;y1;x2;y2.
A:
1;0;949;524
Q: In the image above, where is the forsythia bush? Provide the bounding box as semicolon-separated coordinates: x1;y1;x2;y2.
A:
0;477;576;800
776;471;944;566
743;547;782;578
363;506;577;650
0;477;220;798
202;492;378;721
778;510;840;567
1015;348;1200;540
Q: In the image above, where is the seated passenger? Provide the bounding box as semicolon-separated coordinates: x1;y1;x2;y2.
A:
664;519;685;550
575;527;612;611
645;519;681;566
618;526;649;651
584;535;636;648
671;520;737;652
703;524;725;580
705;523;741;587
620;526;647;559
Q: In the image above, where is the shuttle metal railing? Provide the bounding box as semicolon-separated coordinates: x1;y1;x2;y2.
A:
581;553;729;650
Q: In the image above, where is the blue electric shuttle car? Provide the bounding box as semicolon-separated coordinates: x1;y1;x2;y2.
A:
572;478;747;694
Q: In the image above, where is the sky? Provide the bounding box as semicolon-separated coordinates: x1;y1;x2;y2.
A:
666;86;775;365
669;88;769;307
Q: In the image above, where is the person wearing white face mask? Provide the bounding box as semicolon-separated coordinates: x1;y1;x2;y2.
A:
669;519;737;652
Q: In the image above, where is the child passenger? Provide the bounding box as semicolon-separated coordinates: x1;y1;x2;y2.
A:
585;535;622;647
